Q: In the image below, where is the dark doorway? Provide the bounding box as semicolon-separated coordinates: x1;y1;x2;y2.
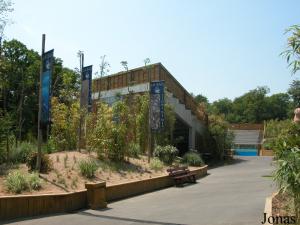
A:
173;117;190;156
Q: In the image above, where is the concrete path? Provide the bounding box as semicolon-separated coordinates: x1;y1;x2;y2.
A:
2;156;275;225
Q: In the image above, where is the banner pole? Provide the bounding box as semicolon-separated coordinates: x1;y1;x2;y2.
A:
147;68;152;163
78;53;84;152
36;34;45;171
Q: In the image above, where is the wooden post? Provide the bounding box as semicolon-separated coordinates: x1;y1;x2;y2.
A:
36;34;45;171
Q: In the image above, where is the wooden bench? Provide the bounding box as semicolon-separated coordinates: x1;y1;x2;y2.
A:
167;166;196;186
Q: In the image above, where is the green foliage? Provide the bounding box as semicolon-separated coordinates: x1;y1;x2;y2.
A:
0;110;13;163
208;114;234;160
86;101;112;157
194;94;208;104
264;119;292;139
78;159;98;178
208;87;292;123
154;103;176;146
274;147;300;222
288;80;300;107
281;25;300;75
0;0;13;32
270;120;300;222
5;170;28;194
149;158;164;171
9;141;35;163
5;170;42;194
26;152;53;173
27;172;42;190
153;145;179;165
0;39;80;147
136;94;150;153
272;123;300;159
181;151;205;167
127;143;141;158
51;97;80;151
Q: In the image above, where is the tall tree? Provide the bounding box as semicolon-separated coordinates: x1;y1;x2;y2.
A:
0;39;40;140
288;80;300;107
0;0;13;35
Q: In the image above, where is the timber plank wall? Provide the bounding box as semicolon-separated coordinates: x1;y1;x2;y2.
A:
229;123;264;130
0;166;207;221
93;63;203;121
0;190;87;221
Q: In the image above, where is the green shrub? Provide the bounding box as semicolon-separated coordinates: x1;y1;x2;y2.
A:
128;143;141;158
149;158;164;171
153;145;179;165
5;170;28;194
27;173;42;190
10;142;36;163
181;151;205;167
274;147;300;222
42;137;56;154
26;152;53;173
78;159;98;178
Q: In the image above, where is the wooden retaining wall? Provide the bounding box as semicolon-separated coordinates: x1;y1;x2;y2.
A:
260;149;274;156
230;123;264;130
0;190;86;221
0;166;207;221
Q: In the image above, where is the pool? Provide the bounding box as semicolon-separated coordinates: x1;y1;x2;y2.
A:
234;148;258;156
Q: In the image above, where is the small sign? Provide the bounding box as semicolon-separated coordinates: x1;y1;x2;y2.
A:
150;81;165;131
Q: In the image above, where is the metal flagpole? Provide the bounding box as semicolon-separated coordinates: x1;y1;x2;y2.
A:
36;34;45;171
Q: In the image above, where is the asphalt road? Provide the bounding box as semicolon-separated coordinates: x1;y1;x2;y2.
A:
2;156;275;225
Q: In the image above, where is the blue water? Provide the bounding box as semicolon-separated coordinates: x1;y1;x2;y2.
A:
234;148;258;156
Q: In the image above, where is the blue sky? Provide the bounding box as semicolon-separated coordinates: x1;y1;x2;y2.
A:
5;0;300;102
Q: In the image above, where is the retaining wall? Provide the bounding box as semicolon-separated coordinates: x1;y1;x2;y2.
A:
0;166;207;221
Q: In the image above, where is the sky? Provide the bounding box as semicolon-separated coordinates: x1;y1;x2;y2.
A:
4;0;300;102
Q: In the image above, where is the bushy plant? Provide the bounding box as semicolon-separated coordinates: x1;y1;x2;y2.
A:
10;142;36;163
153;145;179;165
26;152;53;173
5;170;28;194
27;173;42;190
42;137;56;154
51;97;80;151
271;121;300;223
264;119;292;139
149;158;164;171
87;101;131;161
208;114;234;160
127;143;141;158
181;151;205;167
78;159;98;178
274;147;300;223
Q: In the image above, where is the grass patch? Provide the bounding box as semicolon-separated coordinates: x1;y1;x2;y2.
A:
181;151;205;167
5;170;42;194
149;158;164;171
78;159;98;178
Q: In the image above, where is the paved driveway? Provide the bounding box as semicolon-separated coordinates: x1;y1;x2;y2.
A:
2;156;275;225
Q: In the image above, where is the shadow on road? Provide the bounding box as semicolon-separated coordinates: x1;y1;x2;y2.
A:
78;210;184;225
207;157;248;169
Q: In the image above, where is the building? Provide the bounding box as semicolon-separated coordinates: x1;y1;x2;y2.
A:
92;63;207;155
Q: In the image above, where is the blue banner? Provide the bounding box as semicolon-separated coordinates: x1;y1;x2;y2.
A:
41;49;54;127
81;65;93;112
150;81;165;131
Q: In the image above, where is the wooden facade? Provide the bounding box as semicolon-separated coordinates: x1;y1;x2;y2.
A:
93;63;203;121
